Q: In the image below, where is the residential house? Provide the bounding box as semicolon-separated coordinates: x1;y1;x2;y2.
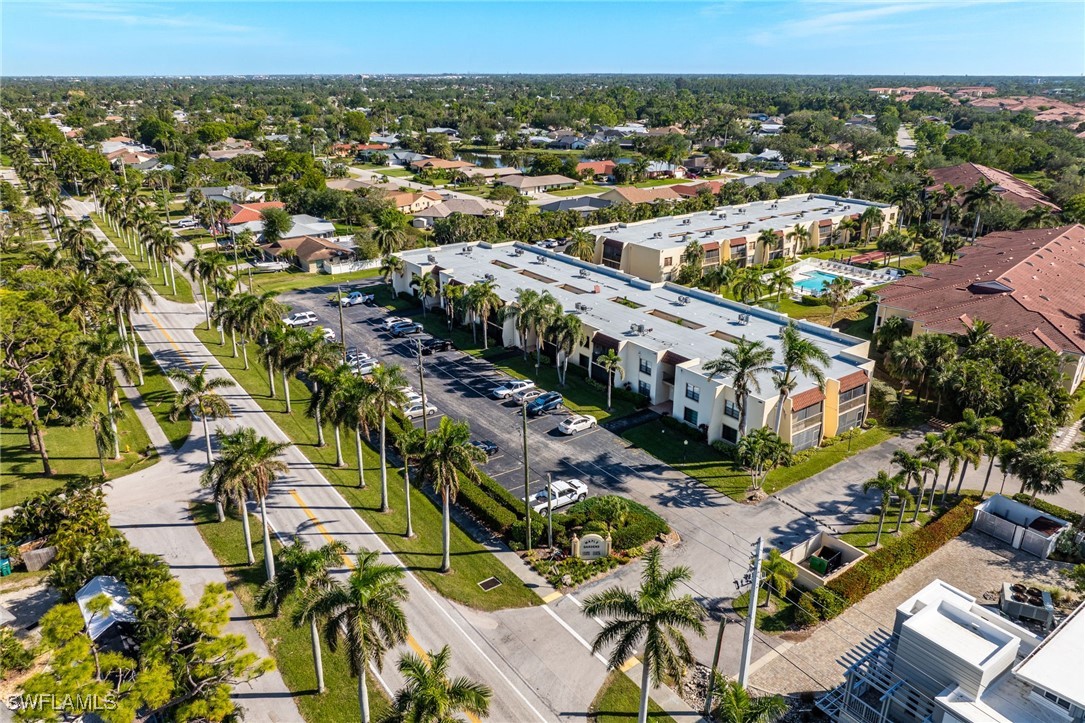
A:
384;189;444;214
874;224;1085;391
381;150;428;167
392;241;874;448
673;181;724;198
496;174;578;196
584;194;896;281
76;576;137;653
426;127;461;140
229;211;335;241
644;161;687;179
576;160;617;180
410;198;505;228
647;125;685;136
326;178;374;192
461;166;522;183
260;235;356;273
226;201;286;226
409;157;476;174
597;186;682;206
926;162;1060;211
537;196;613;216
199;185;265;204
548;134;593;150
202;147;264;162
818;579;1085;723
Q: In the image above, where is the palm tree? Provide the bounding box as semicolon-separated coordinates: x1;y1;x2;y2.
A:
185;248;230;329
704;338;774;437
711;678;788;723
950;409;1001;496
76;327;140;460
87;410;117;478
388;645;493;723
737;427;791;490
236;291;287;370
295;549;409;723
582;547;706;723
759;548;797;602
892;449;932;523
337;374;376;489
1012;439;1066;505
863;470;903;547
310;363;356;468
223;427;290;581
373;212;409;255
768;268;793;303
529;292;562;372
770;324;829;435
682;240;705;281
836;217;860;247
293;330;342;447
156;230;184;297
887;336;926;397
442;283;465;331
107;265;153;358
786;223;810;254
701;262;735;295
506;288;541;360
397;426;427;538
368;364;409;513
417;417;486;572
379;254;404;283
466;278;501;350
411;271;439;316
822;276;852;326
963;180;998;241
755;228;778;264
552;313;584;386
731;267;766;306
257;538;347;693
566;230;596;262
596;349;624;411
201;431;256;564
167;364;235;470
859;207;885;243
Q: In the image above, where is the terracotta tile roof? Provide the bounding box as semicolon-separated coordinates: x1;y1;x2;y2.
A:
838;370;869;392
791;388;825;411
876;224;1085;355
227;201;286;225
261;235;354;265
927;162;1059;211
673;181;724;197
410;158;475;171
577;160;617;176
602;186;682;204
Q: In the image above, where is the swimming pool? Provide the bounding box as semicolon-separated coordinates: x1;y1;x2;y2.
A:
793;270;841;293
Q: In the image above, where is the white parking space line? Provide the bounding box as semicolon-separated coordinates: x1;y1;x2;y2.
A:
565;594;606;628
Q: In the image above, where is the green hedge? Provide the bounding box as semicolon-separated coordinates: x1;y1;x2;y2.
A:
826;496;979;611
563;497;670;550
1011;494;1081;527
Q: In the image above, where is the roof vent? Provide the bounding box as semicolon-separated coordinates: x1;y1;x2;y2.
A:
484;273;496;281
578;268;591;278
427;254;437;264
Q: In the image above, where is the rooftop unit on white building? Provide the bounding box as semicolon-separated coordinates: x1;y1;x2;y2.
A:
392;241;874;448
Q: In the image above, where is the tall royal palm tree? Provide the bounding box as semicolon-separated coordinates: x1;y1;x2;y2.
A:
711;679;789;723
552;313;584;386
76;326;140;460
185;248;230;329
770;324;830;435
367;364;409;513
397;426;426;539
417;417;486;572
107;265;153;358
963;180;998;241
339;374;376;489
859;207;885;243
236;291;287;371
583;547;706;723
892;449;933;524
566;229;596;262
755;228;779;263
411;271;439;316
221;427;290;581
388;645;493;723
261;324;303;407
466;278;502;350
950;408;1001;496
704;338;774;437
309;363;356;468
295;549;409;723
201;430;256;564
596;349;624;411
293;330;342;447
786;223;810;254
731;267;766;306
863;470;904;547
506;288;541;360
167;364;235;471
768;268;793;304
257;538;347;693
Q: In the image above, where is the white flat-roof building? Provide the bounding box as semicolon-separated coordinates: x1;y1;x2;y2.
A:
583;194;897;283
392;241;874;448
819;579;1085;723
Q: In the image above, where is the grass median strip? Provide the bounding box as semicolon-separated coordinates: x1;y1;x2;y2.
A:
134;335;191;451
253;267;380;296
193;326;539;611
589;670;676;723
192;502;391;723
91;213;195;303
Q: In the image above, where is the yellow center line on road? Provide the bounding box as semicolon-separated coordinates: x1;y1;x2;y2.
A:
288;489;483;723
140;303;193;366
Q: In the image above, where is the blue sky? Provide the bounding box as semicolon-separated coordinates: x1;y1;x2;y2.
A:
4;1;1084;76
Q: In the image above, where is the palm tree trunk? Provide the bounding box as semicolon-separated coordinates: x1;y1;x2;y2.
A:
241;338;249;371
283;371;292;412
606;373;613;410
637;656;652;723
980;455;996;498
310;618;325;693
169;262;177;296
202;415;213;466
333;425;345;467
954;463;968;496
215;499;225;523
874;507;886;547
240;497;255;565
267;362;277;398
403;459;413;538
107;397;121;459
355;425;366;488
260;496;275;581
482;314;489;350
773;391;786;434
940;465;955;506
441;488;451;573
895;497;907;533
358;662;371;723
230;329;238;358
201;279;211;329
913;472;927;523
379;417;389;512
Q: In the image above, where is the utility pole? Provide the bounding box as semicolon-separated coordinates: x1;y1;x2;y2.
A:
703;616;728;716
336;285;346;362
522;398;531;551
546;473;554;549
417;337;429;435
738;536;764;689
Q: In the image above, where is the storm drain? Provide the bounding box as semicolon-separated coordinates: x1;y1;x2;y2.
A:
478;576;502;591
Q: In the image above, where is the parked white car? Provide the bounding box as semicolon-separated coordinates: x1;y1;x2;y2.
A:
529;479;588;514
381;316;410;330
492;379;535;399
558;414;597;435
403;401;437;420
318;326;336;341
512;388;544;404
282;311;318;327
254;260;291;272
340;291;375;307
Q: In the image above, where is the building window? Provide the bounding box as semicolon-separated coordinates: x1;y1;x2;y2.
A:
638;380;651;397
724;400;740;420
793;403;823;424
839;384;867;404
663;256;673;267
683;407;699;425
792;425;821;452
719;424;738;444
839;407;864;433
1041;689;1072;711
685;383;700;402
639;358;652;375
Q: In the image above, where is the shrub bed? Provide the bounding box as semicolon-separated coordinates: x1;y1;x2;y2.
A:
825;496;978;613
562;497;670;550
531;553;623;588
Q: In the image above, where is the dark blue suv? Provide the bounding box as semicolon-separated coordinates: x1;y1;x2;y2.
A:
526;391;563;417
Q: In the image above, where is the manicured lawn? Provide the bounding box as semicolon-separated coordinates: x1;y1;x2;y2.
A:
774;299;877;340
192;326;540;611
135;336;191;450
838;498;938;549
355;165;412;178
622;419;895;502
733;588;796;633
252;268;380;296
192;502;391;723
632;178;687;188
332;223;365;235
589;671;675;723
547;185;602;197
91;213;196;304
1;400;157;509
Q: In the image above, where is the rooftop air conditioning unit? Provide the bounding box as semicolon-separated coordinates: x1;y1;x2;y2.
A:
737;208;745;214
484;273;495;281
427;254;437;264
637;324;646;334
630;323;639;333
682;218;692;225
513;247;524;256
579;269;591;278
463;246;473;255
738;313;750;325
678;295;690;304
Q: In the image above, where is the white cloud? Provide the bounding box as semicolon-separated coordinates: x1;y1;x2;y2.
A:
44;2;258;35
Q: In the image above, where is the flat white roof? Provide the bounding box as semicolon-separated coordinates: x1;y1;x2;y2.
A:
397;242;870;400
1014;600;1085;707
941;674;1071;723
905;604;1007;667
586;194;892;251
